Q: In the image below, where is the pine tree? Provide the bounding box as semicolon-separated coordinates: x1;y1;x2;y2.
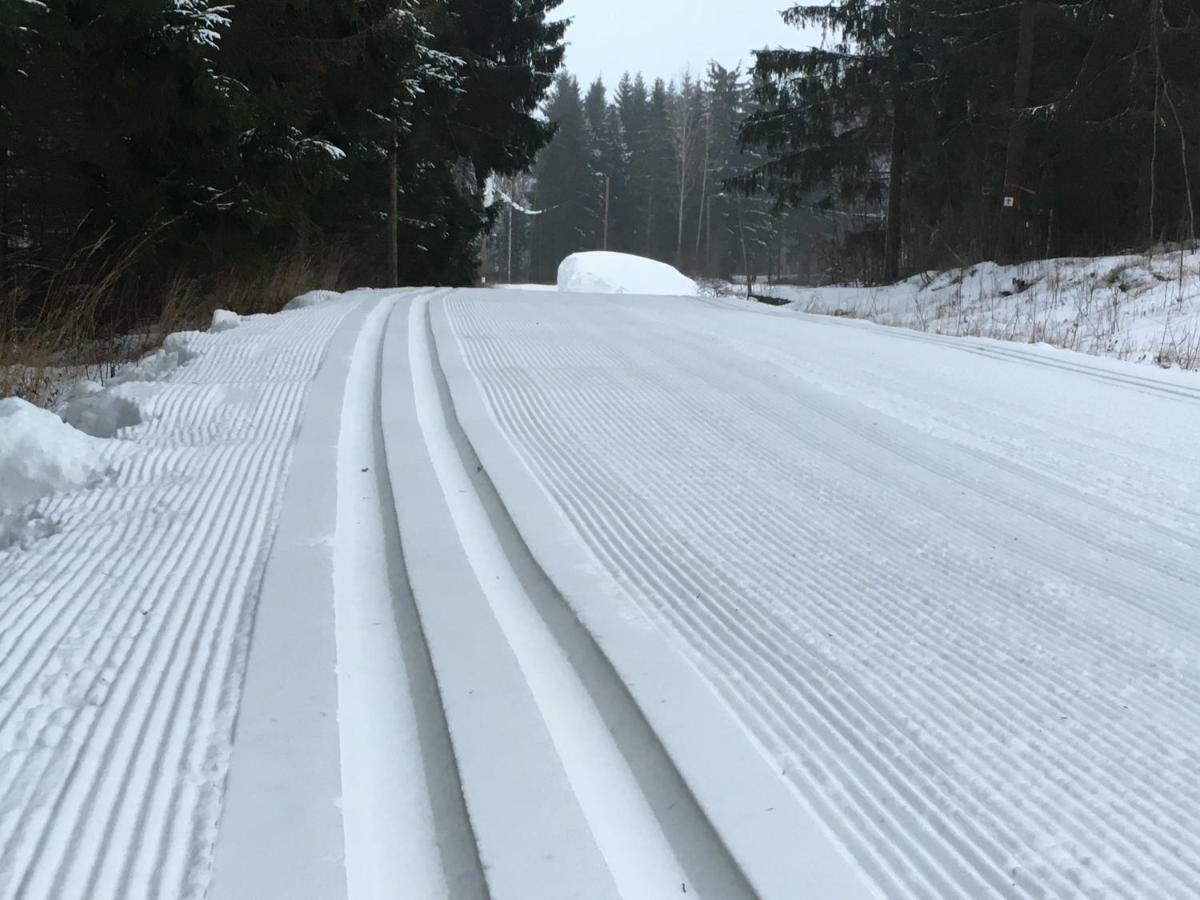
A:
532;74;598;280
583;79;628;251
400;0;566;284
739;1;907;280
615;73;652;255
645;79;678;262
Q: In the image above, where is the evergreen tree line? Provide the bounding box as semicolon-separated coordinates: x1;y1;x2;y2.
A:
486;68;835;285
0;0;564;332
503;1;1200;287
740;0;1200;282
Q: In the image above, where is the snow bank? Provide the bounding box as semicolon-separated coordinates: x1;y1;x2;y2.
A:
284;290;339;312
557;251;699;296
211;309;241;332
748;249;1200;370
58;380;144;438
0;397;112;511
109;331;199;384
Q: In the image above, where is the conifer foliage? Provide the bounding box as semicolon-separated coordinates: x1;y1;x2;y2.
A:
741;0;1200;281
508;66;824;285
0;0;565;327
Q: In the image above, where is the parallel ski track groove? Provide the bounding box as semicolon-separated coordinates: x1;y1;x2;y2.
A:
443;293;1200;900
624;318;1200;881
0;302;352;900
447;320;1022;899
698;297;1200;527
649;318;1200;653
702;294;1200;405
417;294;759;899
674;312;1200;569
446;304;1024;899
602;322;1200;892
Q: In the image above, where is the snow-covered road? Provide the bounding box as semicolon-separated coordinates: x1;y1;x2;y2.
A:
2;288;1199;899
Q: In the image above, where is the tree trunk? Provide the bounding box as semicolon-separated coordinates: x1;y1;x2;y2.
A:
507;181;514;283
674;79;696;267
1148;0;1162;245
1001;0;1037;262
387;130;398;286
736;195;752;299
602;175;610;251
0;132;8;291
676;122;688;266
694;107;711;267
884;1;910;282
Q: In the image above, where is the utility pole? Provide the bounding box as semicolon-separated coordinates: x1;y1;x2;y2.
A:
705;195;713;276
387;128;398;286
883;0;910;283
602;174;610;251
1000;0;1037;263
507;180;514;283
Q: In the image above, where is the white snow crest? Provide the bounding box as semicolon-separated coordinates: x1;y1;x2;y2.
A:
0;398;114;512
284;290;339;312
57;381;145;439
210;309;241;333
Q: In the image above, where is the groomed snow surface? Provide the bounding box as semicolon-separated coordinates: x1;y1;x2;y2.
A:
2;284;1199;899
558;250;699;296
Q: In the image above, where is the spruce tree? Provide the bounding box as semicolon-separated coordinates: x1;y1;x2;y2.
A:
532;74;598;280
616;74;652;255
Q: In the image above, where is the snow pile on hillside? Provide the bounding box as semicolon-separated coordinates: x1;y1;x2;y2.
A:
755;249;1200;369
0;397;113;511
558;251;699;296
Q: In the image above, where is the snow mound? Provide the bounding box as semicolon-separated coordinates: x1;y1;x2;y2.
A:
0;398;112;511
104;331;198;386
210;309;241;333
0;510;59;552
284;290;339;312
557;252;699;296
58;381;144;438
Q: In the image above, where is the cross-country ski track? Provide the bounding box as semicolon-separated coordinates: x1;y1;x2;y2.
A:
2;287;1199;900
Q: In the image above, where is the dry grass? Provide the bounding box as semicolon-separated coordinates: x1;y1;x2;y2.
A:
1;242;354;406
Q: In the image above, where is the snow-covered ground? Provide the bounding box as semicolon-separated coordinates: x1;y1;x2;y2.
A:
746;249;1200;370
2;286;1199;899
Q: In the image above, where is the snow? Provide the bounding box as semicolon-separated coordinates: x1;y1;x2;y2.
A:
557;251;699;296
4;284;1200;899
484;176;548;216
442;287;1200;899
0;511;58;553
109;331;198;383
209;309;240;333
283;289;339;312
0;298;355;900
749;249;1200;370
57;381;143;438
0;398;114;512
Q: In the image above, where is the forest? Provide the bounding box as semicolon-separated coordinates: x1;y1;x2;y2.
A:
1;0;564;346
3;0;1200;332
496;0;1200;286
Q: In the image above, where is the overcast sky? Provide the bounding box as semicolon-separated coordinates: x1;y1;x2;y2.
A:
553;0;821;88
